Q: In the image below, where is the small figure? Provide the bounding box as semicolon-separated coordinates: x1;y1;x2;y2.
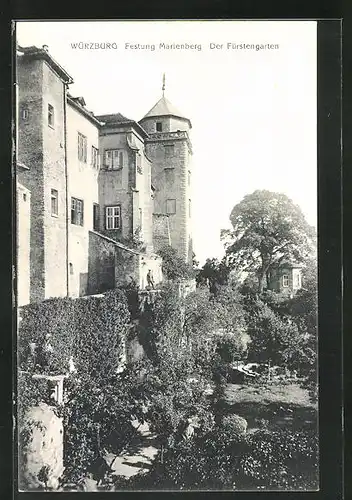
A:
146;269;155;289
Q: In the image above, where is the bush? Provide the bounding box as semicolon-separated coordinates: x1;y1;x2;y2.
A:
18;289;130;380
236;427;319;490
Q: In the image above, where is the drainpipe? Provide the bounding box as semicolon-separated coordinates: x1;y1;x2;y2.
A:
63;83;69;297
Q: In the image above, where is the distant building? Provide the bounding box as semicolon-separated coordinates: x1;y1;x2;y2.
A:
267;262;302;294
16;45;194;304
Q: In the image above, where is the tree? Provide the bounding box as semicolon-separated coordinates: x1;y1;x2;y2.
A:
196;257;230;295
222;190;316;292
158;245;196;281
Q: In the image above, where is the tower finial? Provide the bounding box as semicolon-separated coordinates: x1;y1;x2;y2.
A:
162;73;165;97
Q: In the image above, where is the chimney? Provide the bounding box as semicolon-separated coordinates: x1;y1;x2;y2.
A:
42;45;49;52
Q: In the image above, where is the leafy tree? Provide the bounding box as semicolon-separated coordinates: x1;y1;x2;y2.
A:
196;257;230;292
158;245;196;281
222;190;316;292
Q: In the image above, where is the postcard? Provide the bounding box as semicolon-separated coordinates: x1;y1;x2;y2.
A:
15;20;319;492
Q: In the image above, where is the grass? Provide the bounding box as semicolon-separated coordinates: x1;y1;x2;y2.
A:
224;382;316;408
221;382;317;432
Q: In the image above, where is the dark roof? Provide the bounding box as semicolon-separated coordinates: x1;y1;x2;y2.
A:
17;45;73;84
96;113;149;139
95;113;133;124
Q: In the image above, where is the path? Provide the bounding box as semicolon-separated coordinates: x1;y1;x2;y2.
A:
105;420;159;479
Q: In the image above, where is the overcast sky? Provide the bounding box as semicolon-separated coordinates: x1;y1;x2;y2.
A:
16;20;317;265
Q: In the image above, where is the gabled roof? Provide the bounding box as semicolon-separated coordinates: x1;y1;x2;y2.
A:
67;94;102;127
95;112;133;124
140;96;192;128
96;113;149;139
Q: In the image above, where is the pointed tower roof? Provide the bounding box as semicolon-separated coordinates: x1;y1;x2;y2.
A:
142;96;181;119
141;96;192;128
140;74;192;128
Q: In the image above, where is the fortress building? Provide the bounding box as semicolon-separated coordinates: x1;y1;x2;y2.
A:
16;45;194;305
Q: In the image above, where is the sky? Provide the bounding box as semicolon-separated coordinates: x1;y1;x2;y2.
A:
16;20;317;265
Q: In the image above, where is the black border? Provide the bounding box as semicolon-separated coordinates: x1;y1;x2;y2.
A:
0;10;343;500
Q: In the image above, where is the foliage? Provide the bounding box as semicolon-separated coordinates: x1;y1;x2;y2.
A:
158;245;196;281
18;290;132;485
244;295;309;370
236;427;318;490
18;289;130;381
222;190;316;292
196;257;230;292
61;364;147;485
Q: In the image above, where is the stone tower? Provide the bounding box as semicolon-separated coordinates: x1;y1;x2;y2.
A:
139;84;193;263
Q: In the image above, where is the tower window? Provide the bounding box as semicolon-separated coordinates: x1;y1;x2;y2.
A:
71;197;84;226
51;189;58;216
106;205;121;230
105;149;123;170
91;146;99;168
282;274;289;288
93;203;100;231
165;168;175;183
48;104;54;127
21;107;29;120
156;122;162;132
78;132;87;163
166;199;176;214
188;171;191;186
164;144;174;157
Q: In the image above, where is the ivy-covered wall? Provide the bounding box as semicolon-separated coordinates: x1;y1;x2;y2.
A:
18;289;130;378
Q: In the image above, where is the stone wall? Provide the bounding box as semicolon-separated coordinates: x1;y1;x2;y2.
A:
17;182;31;306
88;231;140;294
145;133;192;262
98;126;133;242
42;60;68;300
20;403;64;490
17;58;46;302
67;102;100;297
152;213;171;252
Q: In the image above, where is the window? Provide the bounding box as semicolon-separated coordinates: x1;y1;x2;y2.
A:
294;273;301;288
282;274;289;288
105;205;121;230
48;104;54;127
189;199;191;218
93;203;100;231
51;189;58;216
136;153;142;173
105;149;124;170
91;146;99;168
23;193;27;202
165;168;175;183
188;170;191;186
164;144;174;157
78;132;87;163
71;197;84;226
21;107;29;120
166;199;176;214
156;122;162;132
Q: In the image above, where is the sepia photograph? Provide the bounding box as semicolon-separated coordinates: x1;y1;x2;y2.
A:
15;20;318;491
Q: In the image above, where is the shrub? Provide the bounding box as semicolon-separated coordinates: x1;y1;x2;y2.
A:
236;427;319;490
18;289;130;380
